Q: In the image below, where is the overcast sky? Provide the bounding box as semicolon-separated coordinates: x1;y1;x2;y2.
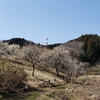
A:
0;0;100;44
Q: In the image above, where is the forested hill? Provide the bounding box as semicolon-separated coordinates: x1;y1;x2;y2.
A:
75;34;100;64
3;38;62;49
54;34;100;65
46;43;62;49
2;34;100;65
3;38;35;47
74;34;99;41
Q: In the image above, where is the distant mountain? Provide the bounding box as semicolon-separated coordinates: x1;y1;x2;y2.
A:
74;34;99;41
3;38;35;47
46;43;62;49
3;37;63;49
52;34;100;65
2;34;100;65
74;34;100;64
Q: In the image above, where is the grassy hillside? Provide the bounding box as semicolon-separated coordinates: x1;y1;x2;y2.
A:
0;34;100;100
0;58;100;100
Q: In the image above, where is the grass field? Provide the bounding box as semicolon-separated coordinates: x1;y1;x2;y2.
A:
0;58;100;100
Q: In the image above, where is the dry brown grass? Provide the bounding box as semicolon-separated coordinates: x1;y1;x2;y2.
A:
0;60;27;93
23;60;100;100
0;56;100;100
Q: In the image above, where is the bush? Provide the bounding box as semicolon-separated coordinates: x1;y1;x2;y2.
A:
0;62;27;93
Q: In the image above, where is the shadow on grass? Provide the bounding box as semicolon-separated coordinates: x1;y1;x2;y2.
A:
9;59;26;66
0;87;40;100
0;91;27;100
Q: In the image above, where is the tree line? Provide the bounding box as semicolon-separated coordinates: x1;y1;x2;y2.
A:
3;38;34;47
77;34;100;65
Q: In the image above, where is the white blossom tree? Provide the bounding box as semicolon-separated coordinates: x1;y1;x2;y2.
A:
40;49;86;83
0;41;20;59
21;46;40;76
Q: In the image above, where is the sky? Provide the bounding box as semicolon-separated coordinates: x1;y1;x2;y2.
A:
0;0;100;44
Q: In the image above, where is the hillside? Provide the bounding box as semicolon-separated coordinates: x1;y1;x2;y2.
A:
3;38;37;47
3;38;62;49
0;58;100;100
0;34;100;100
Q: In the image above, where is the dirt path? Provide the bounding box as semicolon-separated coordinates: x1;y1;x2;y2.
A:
77;75;100;79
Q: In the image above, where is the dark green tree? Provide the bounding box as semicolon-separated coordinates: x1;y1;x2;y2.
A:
81;37;100;64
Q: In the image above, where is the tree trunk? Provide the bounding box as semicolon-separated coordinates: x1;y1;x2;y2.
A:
70;77;73;84
32;64;35;77
56;67;59;76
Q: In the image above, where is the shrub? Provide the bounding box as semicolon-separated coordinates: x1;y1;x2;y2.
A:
0;61;27;93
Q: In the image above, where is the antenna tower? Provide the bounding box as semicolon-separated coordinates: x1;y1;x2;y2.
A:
46;38;48;45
